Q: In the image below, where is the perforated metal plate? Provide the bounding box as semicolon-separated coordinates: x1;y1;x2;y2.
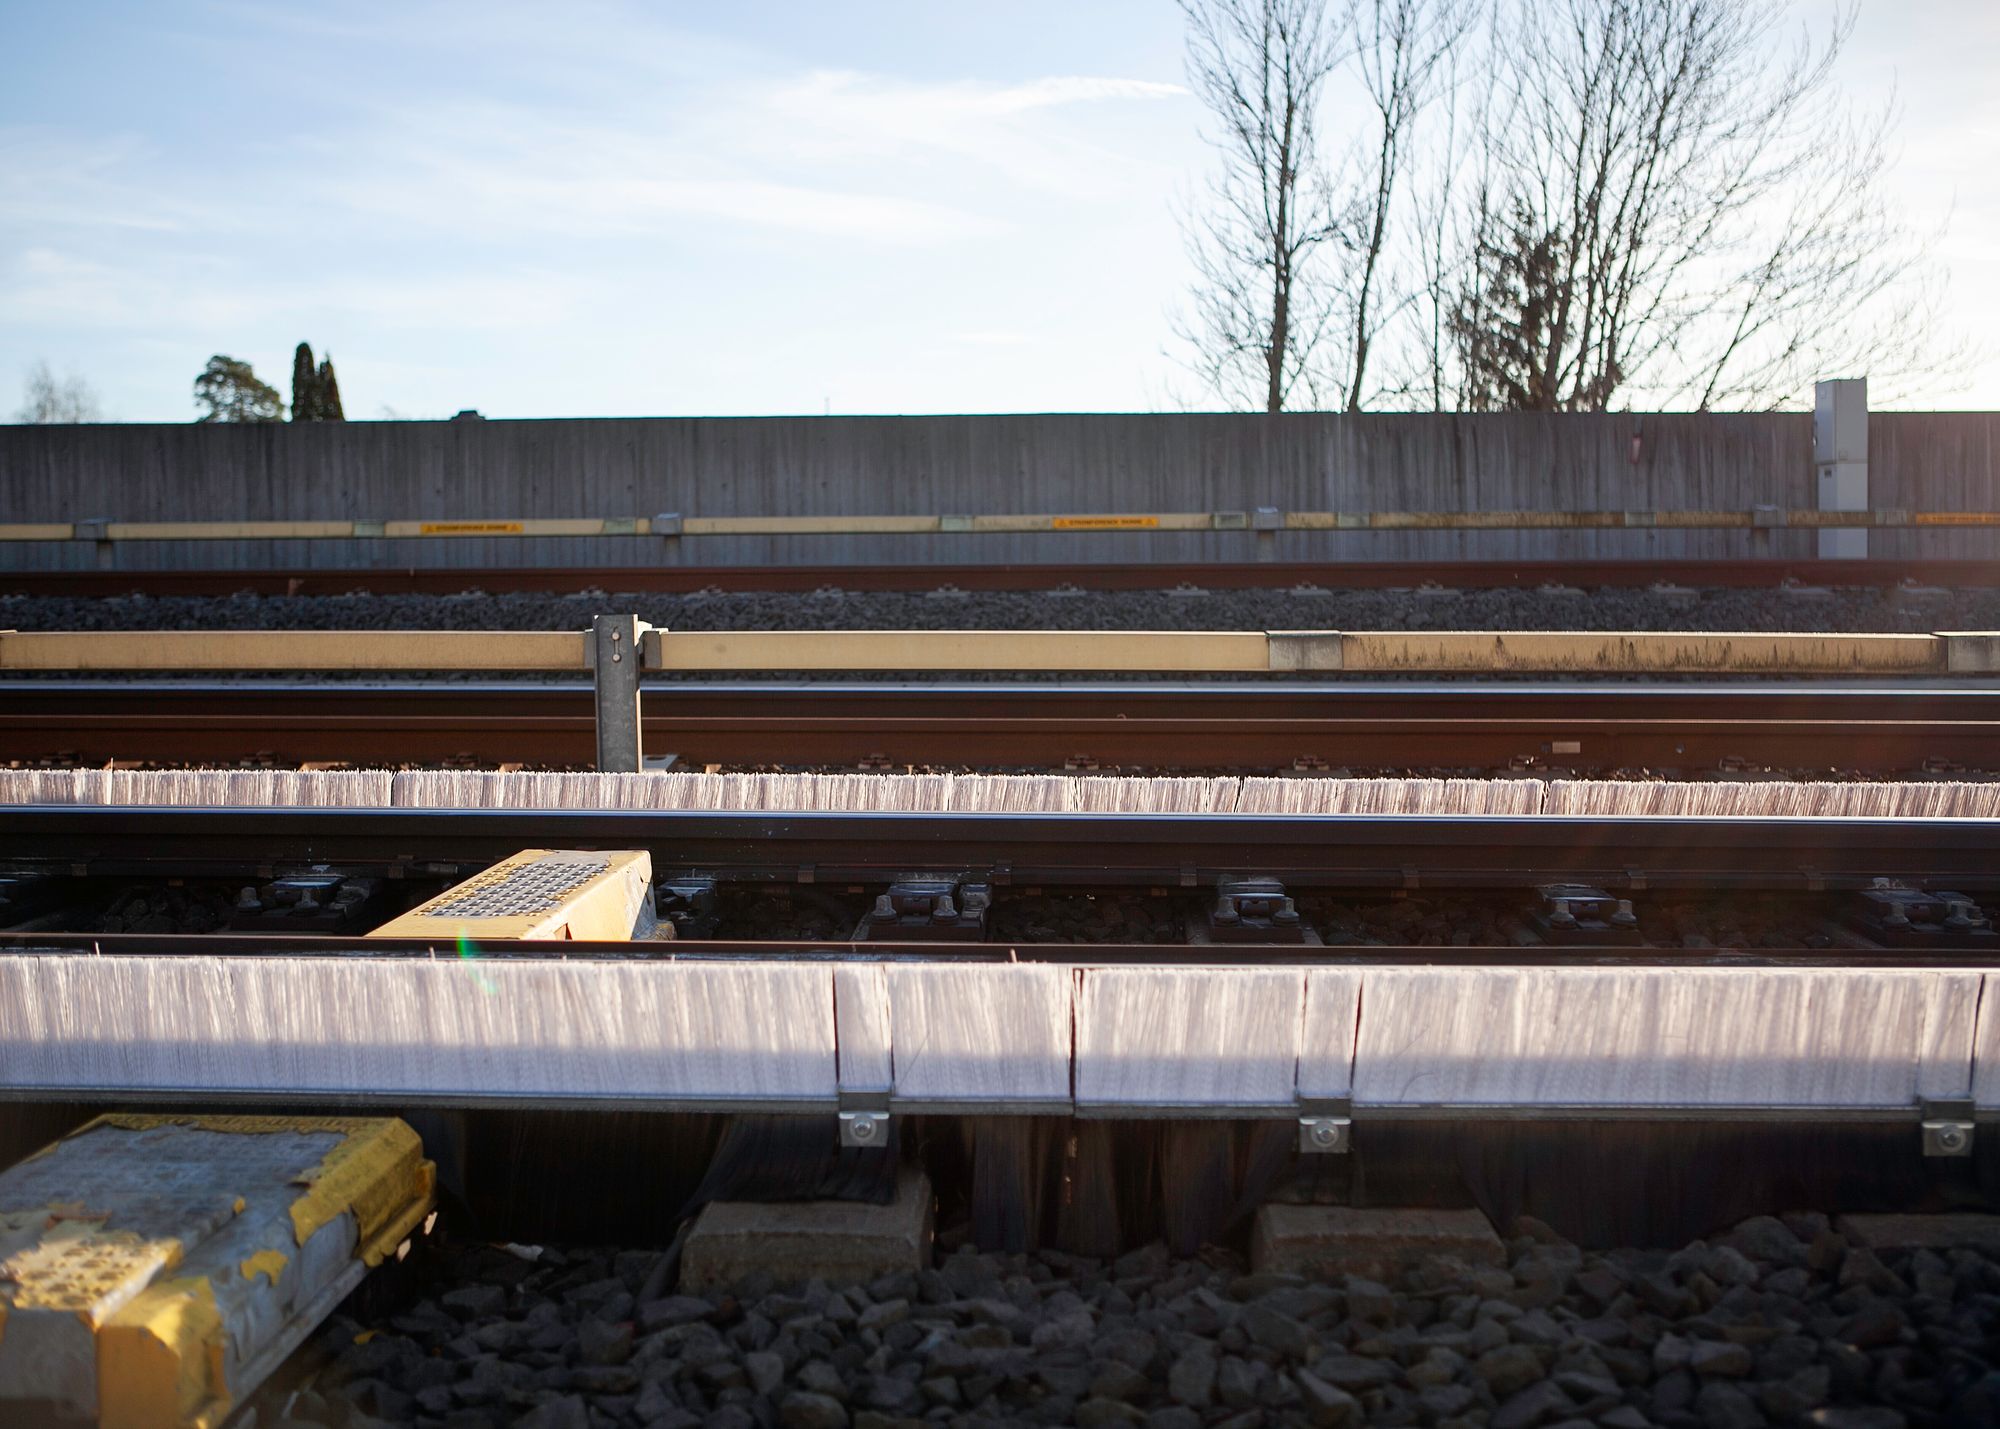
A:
426;853;609;919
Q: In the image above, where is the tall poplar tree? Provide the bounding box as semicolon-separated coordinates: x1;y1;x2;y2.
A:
291;343;319;421
315;356;345;421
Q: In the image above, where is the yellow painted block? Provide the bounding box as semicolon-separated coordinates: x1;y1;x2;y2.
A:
0;1115;435;1427
367;847;655;941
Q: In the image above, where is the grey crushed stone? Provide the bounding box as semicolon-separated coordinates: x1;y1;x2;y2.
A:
277;1210;2000;1429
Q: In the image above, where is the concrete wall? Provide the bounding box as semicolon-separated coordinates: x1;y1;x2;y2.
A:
1;410;1992;570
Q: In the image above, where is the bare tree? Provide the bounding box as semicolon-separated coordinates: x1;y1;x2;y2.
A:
14;360;102;423
1175;0;1352;412
1335;0;1467;408
1176;0;1955;411
1448;0;1940;411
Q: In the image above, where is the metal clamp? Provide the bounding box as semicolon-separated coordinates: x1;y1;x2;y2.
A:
1921;1098;1975;1158
839;1089;892;1149
652;512;683;537
1298;1095;1352;1155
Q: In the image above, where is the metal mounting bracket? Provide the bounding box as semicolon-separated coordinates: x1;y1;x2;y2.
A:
591;614;650;773
1921;1098;1975;1158
839;1089;892;1149
1298;1095;1352;1155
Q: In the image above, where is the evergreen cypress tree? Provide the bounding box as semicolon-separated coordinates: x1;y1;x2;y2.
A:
315;356;345;421
290;342;317;421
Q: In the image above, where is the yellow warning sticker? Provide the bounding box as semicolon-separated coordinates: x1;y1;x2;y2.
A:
419;521;524;535
1051;515;1160;530
1913;512;2000;526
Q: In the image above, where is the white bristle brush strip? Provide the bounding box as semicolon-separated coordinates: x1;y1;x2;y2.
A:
2;955;1990;1113
4;769;1998;817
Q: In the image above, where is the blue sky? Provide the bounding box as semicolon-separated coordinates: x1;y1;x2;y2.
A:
2;0;1995;420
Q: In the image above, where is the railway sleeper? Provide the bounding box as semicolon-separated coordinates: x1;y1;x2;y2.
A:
6;863;2000;956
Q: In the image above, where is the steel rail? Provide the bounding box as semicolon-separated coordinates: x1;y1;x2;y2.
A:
4;930;1996;969
2;681;1997;771
4;806;1997;890
6;557;2000;597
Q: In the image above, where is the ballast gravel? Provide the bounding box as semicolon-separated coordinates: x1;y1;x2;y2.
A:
6;581;2000;674
281;1211;2000;1429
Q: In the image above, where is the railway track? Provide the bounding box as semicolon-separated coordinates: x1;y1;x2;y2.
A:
7;804;1999;889
7;629;2000;1428
6;680;1997;772
7;555;2000;597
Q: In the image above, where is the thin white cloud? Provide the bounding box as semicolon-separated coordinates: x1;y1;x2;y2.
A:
756;70;1188;195
316;109;1001;245
0;129;210;235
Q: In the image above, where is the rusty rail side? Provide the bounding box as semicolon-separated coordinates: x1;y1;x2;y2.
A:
2;683;1993;772
5;558;2000;597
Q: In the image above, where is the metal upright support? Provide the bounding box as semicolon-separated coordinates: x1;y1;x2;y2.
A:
1814;377;1868;560
592;614;647;773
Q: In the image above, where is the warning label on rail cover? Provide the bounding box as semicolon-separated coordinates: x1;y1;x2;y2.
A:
419;521;525;535
1051;515;1160;530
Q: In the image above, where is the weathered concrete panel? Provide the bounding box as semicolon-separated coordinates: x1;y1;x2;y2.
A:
2;407;1987;571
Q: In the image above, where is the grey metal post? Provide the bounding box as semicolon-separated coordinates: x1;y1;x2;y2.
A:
1814;377;1868;560
1251;506;1282;564
593;614;645;773
76;519;112;570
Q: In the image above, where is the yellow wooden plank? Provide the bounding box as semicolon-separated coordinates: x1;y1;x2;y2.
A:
1049;515;1162;530
648;629;1271;672
1338;630;1942;675
0;630;587;671
105;521;357;540
0;626;1968;675
36;511;2000;544
681;515;942;535
382;519;624;537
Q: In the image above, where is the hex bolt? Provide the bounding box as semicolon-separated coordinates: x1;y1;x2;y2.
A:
236;886;261;910
871;893;895;921
1275;897;1301;925
1212;898;1240;925
1883;904;1912;929
1611;899;1639;929
1946;900;1977;929
933;894;958;921
1309;1122;1340;1149
849;1115;878;1143
1548;898;1577;929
